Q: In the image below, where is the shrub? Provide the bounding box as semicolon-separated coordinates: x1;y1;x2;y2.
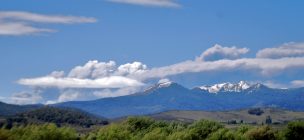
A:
207;128;237;140
142;128;168;140
245;126;276;140
4;123;78;140
94;123;132;140
125;117;155;133
187;120;224;140
0;128;10;140
283;120;304;140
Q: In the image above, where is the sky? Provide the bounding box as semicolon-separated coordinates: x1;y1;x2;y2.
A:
1;0;304;104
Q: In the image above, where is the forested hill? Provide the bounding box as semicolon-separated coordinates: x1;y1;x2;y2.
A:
1;107;108;128
0;102;41;116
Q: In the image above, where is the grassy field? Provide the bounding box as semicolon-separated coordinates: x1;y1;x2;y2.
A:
149;108;304;125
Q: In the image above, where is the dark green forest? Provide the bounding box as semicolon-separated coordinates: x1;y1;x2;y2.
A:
0;107;108;129
0;117;303;140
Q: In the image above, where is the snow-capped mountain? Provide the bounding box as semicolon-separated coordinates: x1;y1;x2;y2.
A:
198;81;252;93
56;81;304;118
143;81;175;93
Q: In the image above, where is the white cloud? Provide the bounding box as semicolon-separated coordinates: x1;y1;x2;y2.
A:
93;86;141;98
45;89;92;104
0;22;55;35
116;61;147;76
256;42;304;58
137;57;304;80
49;71;65;78
18;76;143;89
262;81;289;89
58;90;83;102
68;60;116;79
16;60;148;103
0;11;97;24
291;80;304;88
67;60;147;79
17;61;147;99
9;91;43;105
0;11;97;36
197;44;249;61
107;0;181;8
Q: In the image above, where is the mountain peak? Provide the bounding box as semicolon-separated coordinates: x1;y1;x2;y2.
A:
142;80;189;94
158;81;174;88
199;81;251;93
143;81;176;93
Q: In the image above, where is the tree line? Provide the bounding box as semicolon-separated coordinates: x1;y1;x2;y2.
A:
0;117;304;140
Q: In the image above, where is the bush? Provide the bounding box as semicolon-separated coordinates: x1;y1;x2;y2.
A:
207;128;238;140
142;128;168;140
125;117;155;133
0;128;10;140
94;123;132;140
187;120;224;140
167;130;193;140
245;126;276;140
284;120;304;140
2;123;78;140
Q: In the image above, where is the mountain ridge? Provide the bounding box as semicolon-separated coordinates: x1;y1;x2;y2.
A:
55;81;304;118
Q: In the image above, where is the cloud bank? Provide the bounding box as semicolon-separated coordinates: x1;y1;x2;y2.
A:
256;42;304;58
0;11;97;36
18;76;143;89
140;57;304;80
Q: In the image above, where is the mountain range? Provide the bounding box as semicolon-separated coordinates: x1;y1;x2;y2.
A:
55;81;304;118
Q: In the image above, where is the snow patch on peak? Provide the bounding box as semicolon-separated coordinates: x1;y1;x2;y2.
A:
199;81;251;93
238;81;250;90
143;79;174;92
158;82;173;88
157;78;173;88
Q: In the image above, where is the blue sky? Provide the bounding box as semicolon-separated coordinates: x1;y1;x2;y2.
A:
1;0;304;104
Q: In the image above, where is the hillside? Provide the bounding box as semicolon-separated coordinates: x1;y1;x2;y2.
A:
1;106;108;128
0;102;41;116
149;108;304;124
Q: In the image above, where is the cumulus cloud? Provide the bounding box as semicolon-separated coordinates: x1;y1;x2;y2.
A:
67;60;147;79
0;11;97;36
116;62;147;76
18;76;143;89
107;0;181;8
256;42;304;58
68;60;116;79
197;44;249;61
